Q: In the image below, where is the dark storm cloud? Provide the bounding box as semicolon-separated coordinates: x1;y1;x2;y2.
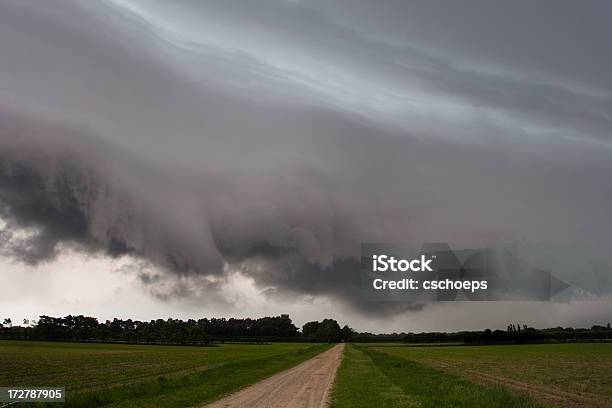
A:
0;0;611;316
106;0;612;144
310;0;612;91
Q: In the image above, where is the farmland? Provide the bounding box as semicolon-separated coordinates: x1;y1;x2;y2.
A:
0;340;330;407
3;340;612;407
331;343;612;408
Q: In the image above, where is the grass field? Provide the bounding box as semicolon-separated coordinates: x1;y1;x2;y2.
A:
0;340;330;407
4;340;611;407
331;343;612;408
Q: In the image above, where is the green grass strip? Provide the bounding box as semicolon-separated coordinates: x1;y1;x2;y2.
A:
332;345;547;408
56;344;330;408
331;344;420;408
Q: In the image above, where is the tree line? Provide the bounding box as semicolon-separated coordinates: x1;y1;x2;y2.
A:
351;322;612;344
0;315;354;344
2;315;610;345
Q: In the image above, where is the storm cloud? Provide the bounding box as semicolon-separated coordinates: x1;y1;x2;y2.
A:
1;0;611;320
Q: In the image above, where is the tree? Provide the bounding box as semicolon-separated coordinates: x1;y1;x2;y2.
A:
302;320;342;342
316;319;342;343
302;321;320;339
341;325;354;342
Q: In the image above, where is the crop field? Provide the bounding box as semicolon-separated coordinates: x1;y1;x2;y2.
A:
331;343;612;408
0;340;329;407
4;340;611;407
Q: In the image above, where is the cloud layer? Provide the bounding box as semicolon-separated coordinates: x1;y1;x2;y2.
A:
1;0;611;320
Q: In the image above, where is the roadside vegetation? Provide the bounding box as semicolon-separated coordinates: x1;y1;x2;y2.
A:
333;343;612;408
332;344;545;408
377;343;612;406
0;340;330;407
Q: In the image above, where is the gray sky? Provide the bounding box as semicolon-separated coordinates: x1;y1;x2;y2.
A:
0;0;611;332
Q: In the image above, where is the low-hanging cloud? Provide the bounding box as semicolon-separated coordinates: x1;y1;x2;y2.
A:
1;0;611;318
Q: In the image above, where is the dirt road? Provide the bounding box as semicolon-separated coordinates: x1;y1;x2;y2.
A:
203;344;344;408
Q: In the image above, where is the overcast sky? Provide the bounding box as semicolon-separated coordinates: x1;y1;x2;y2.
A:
1;0;611;332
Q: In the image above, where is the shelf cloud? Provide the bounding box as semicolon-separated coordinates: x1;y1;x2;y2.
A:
1;0;611;323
